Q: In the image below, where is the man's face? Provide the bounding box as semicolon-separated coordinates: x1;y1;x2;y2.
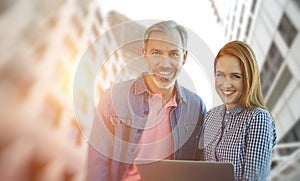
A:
143;30;187;90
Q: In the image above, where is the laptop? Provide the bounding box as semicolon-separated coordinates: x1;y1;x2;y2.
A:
135;159;235;181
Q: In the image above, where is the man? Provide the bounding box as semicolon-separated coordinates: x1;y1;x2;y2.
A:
88;20;206;181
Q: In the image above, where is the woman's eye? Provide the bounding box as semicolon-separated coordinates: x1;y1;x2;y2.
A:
215;72;224;77
232;75;242;79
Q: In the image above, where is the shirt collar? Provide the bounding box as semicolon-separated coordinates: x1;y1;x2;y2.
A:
150;92;177;108
133;72;187;104
167;93;177;107
133;72;148;95
223;105;244;115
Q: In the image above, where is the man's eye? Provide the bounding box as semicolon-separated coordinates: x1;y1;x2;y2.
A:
170;53;179;57
151;52;160;56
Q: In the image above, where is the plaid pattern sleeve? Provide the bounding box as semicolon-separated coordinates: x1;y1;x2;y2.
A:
243;108;277;180
203;105;277;181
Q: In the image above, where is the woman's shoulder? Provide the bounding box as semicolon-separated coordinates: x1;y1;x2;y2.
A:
243;107;274;127
247;107;271;118
207;104;226;114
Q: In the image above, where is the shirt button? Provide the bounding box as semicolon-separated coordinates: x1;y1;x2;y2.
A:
225;119;228;122
137;129;143;133
226;111;230;114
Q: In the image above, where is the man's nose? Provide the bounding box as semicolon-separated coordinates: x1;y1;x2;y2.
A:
159;56;172;66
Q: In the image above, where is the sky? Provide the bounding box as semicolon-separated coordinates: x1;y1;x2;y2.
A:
98;0;226;54
96;0;227;108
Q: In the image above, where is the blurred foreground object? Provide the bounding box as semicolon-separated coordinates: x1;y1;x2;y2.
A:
0;0;106;180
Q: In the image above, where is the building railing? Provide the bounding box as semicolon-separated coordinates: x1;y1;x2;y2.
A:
269;142;300;180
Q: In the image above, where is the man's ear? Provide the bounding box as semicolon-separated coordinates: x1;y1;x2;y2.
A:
142;48;148;65
142;48;146;56
183;50;188;65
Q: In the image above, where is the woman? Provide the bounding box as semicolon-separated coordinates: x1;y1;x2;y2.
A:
203;41;277;181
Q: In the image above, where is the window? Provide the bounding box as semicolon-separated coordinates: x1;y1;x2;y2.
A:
278;13;298;47
269;43;284;69
92;23;100;38
231;16;236;31
278;118;300;156
95;8;103;26
71;15;84;37
240;4;245;24
234;0;238;11
0;0;18;15
78;0;89;17
64;35;78;62
261;68;271;96
261;42;284;96
236;27;241;40
266;66;292;110
294;118;300;141
245;17;252;37
42;95;63;129
229;34;233;41
293;0;300;10
251;0;257;13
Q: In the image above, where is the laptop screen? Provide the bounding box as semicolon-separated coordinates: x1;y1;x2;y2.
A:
135;159;235;181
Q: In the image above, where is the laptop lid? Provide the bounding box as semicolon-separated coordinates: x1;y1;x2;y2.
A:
135;159;235;181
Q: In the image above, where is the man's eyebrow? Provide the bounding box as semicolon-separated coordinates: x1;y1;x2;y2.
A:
170;49;180;52
148;48;160;51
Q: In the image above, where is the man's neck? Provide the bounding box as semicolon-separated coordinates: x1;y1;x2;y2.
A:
144;75;176;106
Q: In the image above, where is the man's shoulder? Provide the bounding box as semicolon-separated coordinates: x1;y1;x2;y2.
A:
104;78;136;93
178;86;206;110
101;78;137;108
179;86;202;101
112;79;135;89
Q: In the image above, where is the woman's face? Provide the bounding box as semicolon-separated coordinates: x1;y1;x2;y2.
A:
215;55;244;110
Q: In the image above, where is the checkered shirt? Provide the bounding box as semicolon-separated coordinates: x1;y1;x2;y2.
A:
203;105;277;181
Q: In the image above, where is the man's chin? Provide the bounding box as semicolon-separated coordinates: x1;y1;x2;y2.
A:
153;80;174;90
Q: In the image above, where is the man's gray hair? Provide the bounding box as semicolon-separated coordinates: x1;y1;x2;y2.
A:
144;20;188;50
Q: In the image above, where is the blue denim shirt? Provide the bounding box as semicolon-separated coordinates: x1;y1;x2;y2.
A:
88;73;206;181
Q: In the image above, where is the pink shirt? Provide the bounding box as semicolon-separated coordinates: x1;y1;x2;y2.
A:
122;93;177;181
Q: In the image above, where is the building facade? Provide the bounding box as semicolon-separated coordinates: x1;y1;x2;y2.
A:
0;0;151;179
0;0;126;179
209;0;300;180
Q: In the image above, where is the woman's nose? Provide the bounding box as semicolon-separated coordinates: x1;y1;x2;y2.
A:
224;77;232;88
